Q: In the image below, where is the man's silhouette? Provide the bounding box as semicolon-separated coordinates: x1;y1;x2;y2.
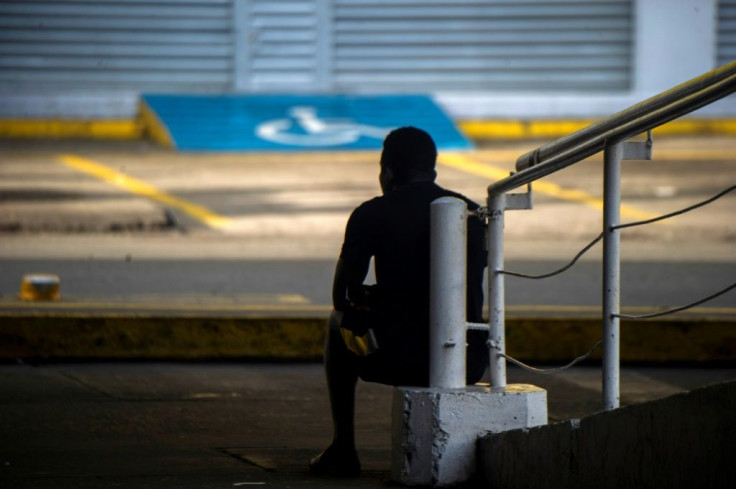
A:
309;127;488;476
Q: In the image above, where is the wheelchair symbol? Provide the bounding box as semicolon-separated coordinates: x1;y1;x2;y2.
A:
255;106;392;147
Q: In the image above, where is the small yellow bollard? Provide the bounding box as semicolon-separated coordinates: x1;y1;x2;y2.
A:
19;274;61;301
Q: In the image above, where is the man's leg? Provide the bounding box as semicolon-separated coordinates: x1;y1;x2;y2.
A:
309;310;361;476
325;309;358;449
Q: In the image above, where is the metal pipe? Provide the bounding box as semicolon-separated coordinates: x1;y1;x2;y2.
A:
516;60;736;171
486;193;507;391
602;142;622;411
489;69;736;197
429;197;468;389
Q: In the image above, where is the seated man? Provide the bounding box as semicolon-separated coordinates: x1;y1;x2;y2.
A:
309;127;489;477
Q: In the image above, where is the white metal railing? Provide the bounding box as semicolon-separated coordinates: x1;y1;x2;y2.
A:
430;61;736;411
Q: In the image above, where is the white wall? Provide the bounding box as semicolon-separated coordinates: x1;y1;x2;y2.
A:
634;0;717;93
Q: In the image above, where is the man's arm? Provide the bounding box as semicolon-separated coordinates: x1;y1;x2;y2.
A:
331;257;371;312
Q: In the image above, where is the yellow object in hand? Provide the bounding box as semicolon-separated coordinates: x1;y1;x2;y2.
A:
340;327;379;356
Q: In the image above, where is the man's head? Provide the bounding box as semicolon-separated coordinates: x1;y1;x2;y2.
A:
379;127;437;193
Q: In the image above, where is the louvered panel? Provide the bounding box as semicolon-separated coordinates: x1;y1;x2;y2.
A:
333;0;633;92
718;1;736;66
0;44;233;58
0;0;234;93
248;0;321;89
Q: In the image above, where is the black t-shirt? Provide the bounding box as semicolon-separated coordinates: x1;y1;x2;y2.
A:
339;181;487;384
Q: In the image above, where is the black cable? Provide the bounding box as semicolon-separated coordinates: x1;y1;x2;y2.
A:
613;184;736;230
499;340;603;374
615;280;736;320
500;232;603;279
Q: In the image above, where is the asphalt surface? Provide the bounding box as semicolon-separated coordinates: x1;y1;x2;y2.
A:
1;258;734;316
1;362;734;489
1;136;735;315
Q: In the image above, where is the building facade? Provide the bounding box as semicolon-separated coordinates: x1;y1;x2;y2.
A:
0;0;734;121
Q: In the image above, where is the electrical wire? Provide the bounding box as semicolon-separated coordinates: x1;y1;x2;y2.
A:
613;184;736;230
500;232;603;279
497;340;603;375
615;280;736;320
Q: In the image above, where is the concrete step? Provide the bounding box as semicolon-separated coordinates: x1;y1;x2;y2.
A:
1;311;733;363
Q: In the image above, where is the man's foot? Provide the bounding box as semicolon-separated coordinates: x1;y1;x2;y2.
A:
308;444;361;477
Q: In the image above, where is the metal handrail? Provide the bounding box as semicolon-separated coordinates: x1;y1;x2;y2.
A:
489;60;736;196
483;60;736;412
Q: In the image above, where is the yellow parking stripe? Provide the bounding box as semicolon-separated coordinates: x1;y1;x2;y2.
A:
439;152;659;221
59;154;233;230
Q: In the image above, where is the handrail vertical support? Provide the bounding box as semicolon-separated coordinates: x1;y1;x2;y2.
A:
429;197;468;389
602;141;622;411
487;192;507;392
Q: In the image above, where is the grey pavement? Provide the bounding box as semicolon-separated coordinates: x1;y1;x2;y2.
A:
1;362;734;489
1;258;735;315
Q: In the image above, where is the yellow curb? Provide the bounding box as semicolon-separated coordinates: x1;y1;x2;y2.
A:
1;314;733;363
458;119;736;140
0;119;142;139
138;100;174;148
3;117;736;142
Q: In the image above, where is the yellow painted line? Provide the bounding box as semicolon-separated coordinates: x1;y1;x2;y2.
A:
458;118;736;140
458;119;597;140
4;117;736;142
0;119;142;139
0;302;332;313
116;293;312;305
59;154;233;230
439;153;659;221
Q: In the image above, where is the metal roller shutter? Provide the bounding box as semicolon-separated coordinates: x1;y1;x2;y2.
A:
245;0;326;90
333;0;633;92
0;0;234;92
718;0;736;66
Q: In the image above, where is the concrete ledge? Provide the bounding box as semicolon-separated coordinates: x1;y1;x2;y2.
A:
0;314;327;361
478;379;736;489
0;313;733;362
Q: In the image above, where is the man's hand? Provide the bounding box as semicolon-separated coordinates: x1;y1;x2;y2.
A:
340;325;379;356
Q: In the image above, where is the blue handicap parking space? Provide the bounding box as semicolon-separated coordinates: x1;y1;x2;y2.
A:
142;94;472;152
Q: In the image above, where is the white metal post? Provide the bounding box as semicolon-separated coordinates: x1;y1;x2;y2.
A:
487;193;507;391
429;197;468;389
602;142;622;410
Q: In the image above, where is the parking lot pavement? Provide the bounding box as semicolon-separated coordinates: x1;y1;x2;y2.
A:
1;136;734;316
1;362;733;489
1;136;734;259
